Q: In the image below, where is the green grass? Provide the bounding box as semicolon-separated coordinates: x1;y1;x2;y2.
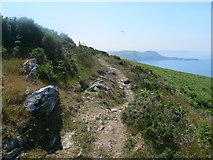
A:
3;53;211;158
2;52;104;158
131;61;212;112
105;56;212;158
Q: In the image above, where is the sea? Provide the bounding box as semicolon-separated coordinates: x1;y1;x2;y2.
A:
138;51;212;77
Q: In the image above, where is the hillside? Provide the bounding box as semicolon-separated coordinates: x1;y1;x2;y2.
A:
108;50;198;62
1;17;212;159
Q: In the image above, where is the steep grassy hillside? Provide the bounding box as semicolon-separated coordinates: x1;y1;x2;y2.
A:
105;56;212;158
133;62;212;112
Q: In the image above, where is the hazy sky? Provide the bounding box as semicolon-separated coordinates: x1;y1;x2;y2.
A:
1;2;211;52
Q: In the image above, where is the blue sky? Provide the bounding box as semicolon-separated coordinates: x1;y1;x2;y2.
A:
1;2;211;54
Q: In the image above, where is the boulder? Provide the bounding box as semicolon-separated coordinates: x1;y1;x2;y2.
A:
89;80;110;92
24;85;59;116
2;136;27;159
23;58;38;80
3;138;19;152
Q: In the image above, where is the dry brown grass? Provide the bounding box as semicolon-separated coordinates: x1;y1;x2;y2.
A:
2;58;24;75
2;58;47;140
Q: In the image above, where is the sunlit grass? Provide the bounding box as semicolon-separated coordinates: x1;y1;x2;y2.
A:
2;58;24;75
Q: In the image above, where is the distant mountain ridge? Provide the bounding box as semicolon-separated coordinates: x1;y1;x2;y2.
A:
108;50;198;62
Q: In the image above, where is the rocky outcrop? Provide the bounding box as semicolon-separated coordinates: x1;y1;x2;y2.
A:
88;80;110;92
24;85;59;116
23;58;38;80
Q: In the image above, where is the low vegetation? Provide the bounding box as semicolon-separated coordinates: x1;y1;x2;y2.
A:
135;62;212;112
105;57;212;158
2;16;212;158
2;16;107;158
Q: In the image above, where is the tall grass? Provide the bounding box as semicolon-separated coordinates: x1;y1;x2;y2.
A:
3;58;24;75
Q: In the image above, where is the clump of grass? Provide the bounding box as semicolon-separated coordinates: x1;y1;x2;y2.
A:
3;58;24;75
3;89;26;106
97;90;126;108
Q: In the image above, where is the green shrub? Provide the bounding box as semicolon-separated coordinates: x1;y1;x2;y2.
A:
38;61;57;82
31;48;46;63
56;58;77;79
122;91;187;155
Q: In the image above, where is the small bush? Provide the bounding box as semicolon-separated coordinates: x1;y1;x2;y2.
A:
38;61;57;82
56;58;77;79
31;48;46;63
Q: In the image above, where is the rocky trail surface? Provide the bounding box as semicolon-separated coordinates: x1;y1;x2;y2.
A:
84;59;134;157
58;58;134;158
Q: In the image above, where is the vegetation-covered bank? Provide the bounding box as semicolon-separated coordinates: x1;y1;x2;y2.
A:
105;56;212;158
2;16;108;158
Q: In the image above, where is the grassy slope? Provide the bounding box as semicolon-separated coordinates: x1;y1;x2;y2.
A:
2;52;126;158
134;62;212;111
130;61;212;158
2;52;103;157
2;54;212;158
105;56;212;158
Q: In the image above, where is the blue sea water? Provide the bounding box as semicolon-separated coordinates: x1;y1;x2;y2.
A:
139;59;212;77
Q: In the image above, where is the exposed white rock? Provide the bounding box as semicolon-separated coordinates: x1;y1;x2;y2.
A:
61;132;75;150
111;108;118;112
24;85;59;116
23;58;38;80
